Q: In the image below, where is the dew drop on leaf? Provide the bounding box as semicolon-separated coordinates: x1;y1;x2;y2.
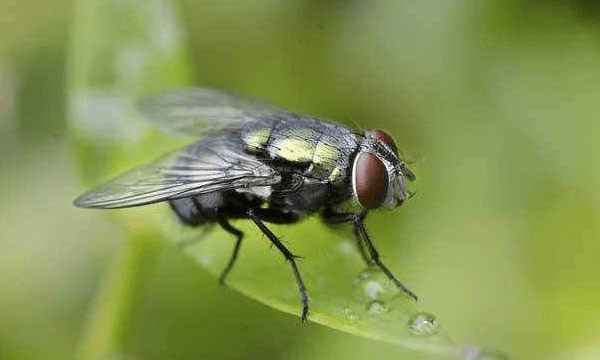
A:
366;299;389;315
407;312;439;336
343;307;359;320
353;269;396;304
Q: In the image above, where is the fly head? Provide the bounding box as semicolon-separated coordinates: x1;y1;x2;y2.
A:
351;129;416;209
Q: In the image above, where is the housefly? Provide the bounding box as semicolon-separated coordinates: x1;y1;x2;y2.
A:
74;87;418;322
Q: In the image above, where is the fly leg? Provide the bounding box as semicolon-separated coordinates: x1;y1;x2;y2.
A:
322;210;373;266
250;208;300;224
354;213;418;301
323;210;418;301
355;233;374;266
217;218;244;285
248;208;310;322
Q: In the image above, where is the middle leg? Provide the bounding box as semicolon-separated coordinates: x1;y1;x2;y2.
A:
247;208;310;322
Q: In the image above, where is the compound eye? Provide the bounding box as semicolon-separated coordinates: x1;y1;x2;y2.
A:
353;152;389;208
366;128;398;154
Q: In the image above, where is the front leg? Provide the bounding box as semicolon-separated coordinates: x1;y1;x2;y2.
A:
322;210;373;266
322;209;418;301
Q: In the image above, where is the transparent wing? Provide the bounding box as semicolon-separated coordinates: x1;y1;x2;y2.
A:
74;135;281;209
137;87;293;137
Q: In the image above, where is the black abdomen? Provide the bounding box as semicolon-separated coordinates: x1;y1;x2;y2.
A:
169;191;265;226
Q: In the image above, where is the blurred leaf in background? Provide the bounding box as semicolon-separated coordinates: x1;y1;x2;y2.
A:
1;0;600;359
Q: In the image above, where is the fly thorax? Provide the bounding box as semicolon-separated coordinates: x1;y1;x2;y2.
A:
243;120;357;184
242;127;272;152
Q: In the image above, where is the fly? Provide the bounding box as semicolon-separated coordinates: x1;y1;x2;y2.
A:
74;87;418;322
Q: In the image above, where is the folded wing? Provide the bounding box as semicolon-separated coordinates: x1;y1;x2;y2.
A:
137;87;294;138
74;135;280;209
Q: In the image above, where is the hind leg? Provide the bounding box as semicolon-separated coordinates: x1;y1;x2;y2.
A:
216;218;244;284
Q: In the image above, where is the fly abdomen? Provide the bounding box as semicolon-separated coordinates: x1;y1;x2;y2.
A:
170;193;225;226
170;191;267;226
170;197;204;226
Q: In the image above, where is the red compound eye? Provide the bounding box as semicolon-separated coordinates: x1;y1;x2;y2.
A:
353;152;389;208
367;128;397;153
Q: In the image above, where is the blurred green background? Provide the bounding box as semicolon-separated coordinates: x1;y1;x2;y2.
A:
2;0;600;359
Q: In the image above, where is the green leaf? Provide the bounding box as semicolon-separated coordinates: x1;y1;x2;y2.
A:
66;0;473;358
155;208;457;354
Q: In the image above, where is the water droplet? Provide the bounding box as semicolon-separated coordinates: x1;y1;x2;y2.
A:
364;280;384;299
407;312;439;336
353;268;374;285
353;269;396;303
367;300;388;315
338;241;354;254
343;307;359;320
